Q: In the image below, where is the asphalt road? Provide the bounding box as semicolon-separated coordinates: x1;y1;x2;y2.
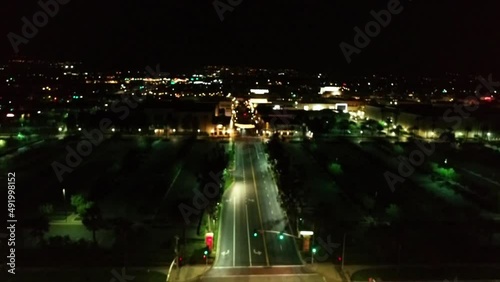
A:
215;137;303;269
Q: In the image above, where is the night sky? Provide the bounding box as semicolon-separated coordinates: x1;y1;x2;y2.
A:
2;0;500;74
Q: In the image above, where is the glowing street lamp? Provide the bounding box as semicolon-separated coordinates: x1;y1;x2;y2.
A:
62;188;67;222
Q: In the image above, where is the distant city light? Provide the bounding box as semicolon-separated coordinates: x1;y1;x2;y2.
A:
249;89;269;95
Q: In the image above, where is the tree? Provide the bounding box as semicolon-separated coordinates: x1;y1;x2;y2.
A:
431;163;458;182
71;194;92;216
39;203;54;216
30;215;49;244
338;119;350;134
328;162;343;175
82;203;103;245
361;195;375;211
385;204;401;222
409;125;419;136
464;126;472;140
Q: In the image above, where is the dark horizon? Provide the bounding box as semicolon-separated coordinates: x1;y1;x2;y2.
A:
2;0;500;75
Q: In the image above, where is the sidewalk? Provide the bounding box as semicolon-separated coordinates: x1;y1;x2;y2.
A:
172;265;211;281
305;263;347;282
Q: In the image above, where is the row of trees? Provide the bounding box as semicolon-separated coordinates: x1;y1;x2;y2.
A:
67;110;203;132
196;142;230;234
265;134;304;233
29;195;104;246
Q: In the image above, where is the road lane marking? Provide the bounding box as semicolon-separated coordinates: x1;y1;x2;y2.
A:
249;150;270;266
245;204;253;266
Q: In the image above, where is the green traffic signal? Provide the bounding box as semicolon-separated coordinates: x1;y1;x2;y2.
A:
253;232;258;237
312;248;317;254
204;250;208;255
279;233;284;240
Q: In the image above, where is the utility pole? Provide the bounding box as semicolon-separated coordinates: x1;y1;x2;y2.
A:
341;232;346;271
397;243;402;275
174;235;180;267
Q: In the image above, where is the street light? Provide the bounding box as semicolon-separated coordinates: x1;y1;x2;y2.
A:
62;188;67;222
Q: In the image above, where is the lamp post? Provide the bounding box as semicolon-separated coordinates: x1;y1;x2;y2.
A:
62;188;67;222
341;232;346;271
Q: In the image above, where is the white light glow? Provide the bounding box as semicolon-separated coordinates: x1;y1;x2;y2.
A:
235;123;256;129
319;86;341;96
312;105;324;111
250;89;269;95
299;231;314;236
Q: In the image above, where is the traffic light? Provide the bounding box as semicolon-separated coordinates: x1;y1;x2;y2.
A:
278;232;284;240
203;245;210;256
312;247;317;254
253;228;258;237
